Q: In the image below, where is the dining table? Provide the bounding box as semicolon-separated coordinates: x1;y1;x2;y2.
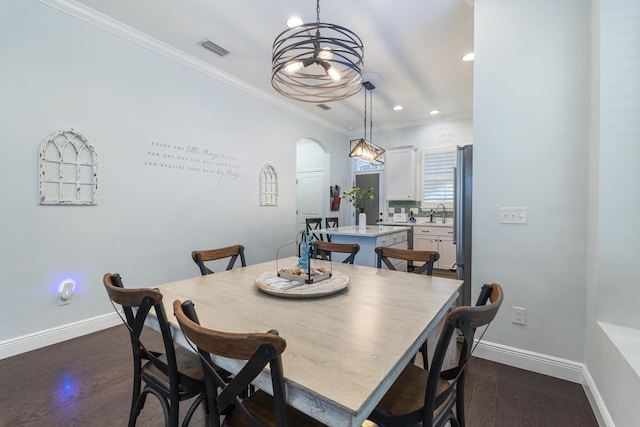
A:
147;256;461;427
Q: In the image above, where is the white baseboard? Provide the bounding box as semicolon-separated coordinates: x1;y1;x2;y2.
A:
473;339;584;382
474;340;611;426
0;312;121;360
582;366;615;427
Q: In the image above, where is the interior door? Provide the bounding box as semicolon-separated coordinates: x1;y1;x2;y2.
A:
297;171;324;232
355;173;381;225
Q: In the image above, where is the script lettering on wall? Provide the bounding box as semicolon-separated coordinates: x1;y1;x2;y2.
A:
39;128;98;205
144;141;240;180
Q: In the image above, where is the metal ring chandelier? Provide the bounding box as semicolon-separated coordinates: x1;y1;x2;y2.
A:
271;0;364;103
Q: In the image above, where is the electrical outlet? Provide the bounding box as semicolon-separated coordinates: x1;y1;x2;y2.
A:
512;306;526;325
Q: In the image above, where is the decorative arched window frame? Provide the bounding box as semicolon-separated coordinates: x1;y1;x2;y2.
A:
259;164;278;206
39;128;98;205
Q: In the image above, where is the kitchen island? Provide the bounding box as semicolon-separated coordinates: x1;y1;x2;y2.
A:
318;225;410;269
379;221;456;270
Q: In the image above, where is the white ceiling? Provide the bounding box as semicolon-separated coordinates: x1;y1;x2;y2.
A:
70;0;474;133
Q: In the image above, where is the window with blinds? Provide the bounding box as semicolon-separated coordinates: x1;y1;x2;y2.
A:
421;147;456;206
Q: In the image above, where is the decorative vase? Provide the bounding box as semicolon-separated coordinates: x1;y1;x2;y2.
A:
359;212;367;230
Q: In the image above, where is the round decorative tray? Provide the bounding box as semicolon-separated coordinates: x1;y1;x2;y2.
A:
255;270;349;299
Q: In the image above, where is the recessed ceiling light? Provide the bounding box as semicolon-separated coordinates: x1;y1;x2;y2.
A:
462;52;475;62
393;105;403;111
430;110;440;115
287;16;303;28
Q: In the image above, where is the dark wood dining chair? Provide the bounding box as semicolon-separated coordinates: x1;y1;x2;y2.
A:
375;246;440;276
311;240;360;264
103;273;207;427
173;299;325;427
324;217;339;242
305;217;324;241
420;282;499;374
191;244;246;276
366;283;504;427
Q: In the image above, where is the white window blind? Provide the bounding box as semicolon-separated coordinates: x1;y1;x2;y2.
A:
422;147;456;205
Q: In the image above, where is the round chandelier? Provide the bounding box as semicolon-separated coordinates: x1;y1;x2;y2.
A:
271;0;364;103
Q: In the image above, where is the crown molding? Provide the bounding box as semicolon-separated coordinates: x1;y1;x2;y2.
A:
38;0;343;134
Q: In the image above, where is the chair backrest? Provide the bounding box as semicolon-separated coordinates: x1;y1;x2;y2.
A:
324;217;339;242
305;218;324;241
173;299;288;427
325;217;339;229
103;273;187;394
311;241;360;264
191;244;246;276
375;246;440;275
424;283;504;426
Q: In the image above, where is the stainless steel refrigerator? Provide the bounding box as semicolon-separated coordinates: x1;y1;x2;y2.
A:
454;145;472;306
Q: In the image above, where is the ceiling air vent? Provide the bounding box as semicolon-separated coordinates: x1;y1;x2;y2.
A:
201;40;229;57
317;104;331;110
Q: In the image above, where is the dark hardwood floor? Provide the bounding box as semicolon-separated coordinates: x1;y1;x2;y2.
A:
0;326;598;426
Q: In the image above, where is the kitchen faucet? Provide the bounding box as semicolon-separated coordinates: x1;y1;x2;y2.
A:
436;203;446;223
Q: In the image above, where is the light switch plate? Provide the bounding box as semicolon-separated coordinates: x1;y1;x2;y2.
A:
500;207;527;224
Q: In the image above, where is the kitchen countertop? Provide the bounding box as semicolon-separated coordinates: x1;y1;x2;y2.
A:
378;221;453;227
318;225;411;237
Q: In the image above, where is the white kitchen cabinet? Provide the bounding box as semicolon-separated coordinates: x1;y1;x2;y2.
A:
413;226;456;270
385;146;417;200
377;230;409;271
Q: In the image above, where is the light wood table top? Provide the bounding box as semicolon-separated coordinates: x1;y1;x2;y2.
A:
151;257;461;426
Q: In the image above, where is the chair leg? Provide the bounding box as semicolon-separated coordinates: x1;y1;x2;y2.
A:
202;379;221;427
169;386;181;427
182;393;206;427
130;389;150;427
129;365;143;426
142;388;171;427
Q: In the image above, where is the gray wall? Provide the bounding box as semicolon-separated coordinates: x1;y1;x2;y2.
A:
585;0;640;425
473;0;590;363
473;0;639;425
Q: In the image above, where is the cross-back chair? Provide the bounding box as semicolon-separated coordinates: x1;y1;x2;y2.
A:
324;217;338;242
103;273;207;427
448;283;501;427
324;217;338;229
366;283;503;427
173;299;325;427
419;282;499;373
375;246;440;276
191;244;246;276
305;217;324;242
311;240;360;264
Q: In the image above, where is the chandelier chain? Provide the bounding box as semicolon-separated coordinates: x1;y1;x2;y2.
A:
370;87;373;143
364;88;368;141
316;0;321;24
